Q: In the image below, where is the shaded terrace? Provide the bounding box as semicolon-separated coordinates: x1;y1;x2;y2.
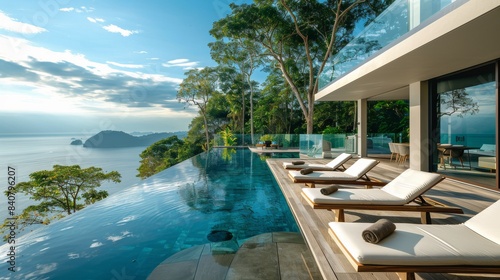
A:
266;156;500;280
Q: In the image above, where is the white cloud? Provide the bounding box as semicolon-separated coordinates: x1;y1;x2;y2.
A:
103;24;138;37
107;61;144;69
87;17;105;23
79;6;95;13
59;6;94;13
0;11;47;34
0;34;184;116
59;7;74;12
163;58;198;69
135;50;148;54
167;58;189;64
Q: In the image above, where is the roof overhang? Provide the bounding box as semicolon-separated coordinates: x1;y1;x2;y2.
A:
316;1;500;102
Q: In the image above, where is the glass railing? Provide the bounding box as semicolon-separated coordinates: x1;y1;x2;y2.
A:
213;133;300;148
319;0;457;89
299;134;356;158
215;132;408;157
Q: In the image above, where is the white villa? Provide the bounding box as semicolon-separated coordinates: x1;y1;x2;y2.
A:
317;0;499;189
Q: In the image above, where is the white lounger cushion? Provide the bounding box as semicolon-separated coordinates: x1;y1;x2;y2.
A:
282;153;352;170
330;222;500;266
343;158;379;178
302;169;443;205
289;158;378;181
465;199;500;245
290;170;359;181
380;169;444;203
302;188;405;205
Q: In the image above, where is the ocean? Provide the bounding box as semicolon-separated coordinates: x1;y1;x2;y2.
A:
0;133;145;223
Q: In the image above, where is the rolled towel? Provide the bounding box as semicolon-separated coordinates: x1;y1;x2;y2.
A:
300;168;313;175
320;185;338;195
362;219;396;244
292;160;305;165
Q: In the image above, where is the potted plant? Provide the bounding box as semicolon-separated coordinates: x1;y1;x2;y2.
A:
260;134;273;148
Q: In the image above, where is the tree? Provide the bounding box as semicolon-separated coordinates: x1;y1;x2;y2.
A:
438;89;479;118
254;70;302;134
211;0;368;134
368;100;409;133
177;67;221;151
314;101;357;133
209;38;262;144
2;165;120;237
137;135;188;179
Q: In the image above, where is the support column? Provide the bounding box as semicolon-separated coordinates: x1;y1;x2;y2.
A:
409;81;430;171
357;99;367;157
409;0;421;29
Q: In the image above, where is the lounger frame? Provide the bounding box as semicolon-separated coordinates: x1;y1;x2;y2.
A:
328;228;500;280
301;176;463;224
283;153;352;171
288;160;385;188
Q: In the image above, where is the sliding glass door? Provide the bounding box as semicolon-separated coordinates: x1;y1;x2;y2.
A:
431;62;497;189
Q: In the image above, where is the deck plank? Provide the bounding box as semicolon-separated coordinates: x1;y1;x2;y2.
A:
267;157;500;280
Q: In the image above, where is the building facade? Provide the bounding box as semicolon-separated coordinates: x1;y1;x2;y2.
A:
316;0;499;189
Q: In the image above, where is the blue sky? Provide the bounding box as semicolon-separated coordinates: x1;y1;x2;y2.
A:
0;0;250;135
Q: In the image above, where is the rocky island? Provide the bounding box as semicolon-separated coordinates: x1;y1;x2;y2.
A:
70;139;83;145
83;130;186;148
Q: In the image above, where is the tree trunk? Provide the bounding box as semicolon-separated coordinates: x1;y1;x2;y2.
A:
248;76;255;145
202;111;210;151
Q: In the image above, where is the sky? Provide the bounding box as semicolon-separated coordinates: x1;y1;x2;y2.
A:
0;0;251;135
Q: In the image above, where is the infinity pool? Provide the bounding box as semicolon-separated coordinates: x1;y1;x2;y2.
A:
0;148;298;279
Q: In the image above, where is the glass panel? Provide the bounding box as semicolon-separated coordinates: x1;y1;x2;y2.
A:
434;64;497;189
319;0;457;89
299;134;356;158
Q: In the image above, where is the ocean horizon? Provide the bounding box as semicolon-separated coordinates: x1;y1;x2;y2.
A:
0;133;146;226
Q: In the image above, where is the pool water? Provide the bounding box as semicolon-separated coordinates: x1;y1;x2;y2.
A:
0;148;298;279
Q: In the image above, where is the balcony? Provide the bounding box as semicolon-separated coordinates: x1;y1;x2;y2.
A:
319;0;456;90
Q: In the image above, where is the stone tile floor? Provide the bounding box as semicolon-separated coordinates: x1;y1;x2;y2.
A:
147;232;322;280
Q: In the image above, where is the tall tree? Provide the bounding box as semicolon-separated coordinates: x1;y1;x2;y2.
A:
209;38;262;144
255;70;301;134
211;0;366;134
177;67;221;150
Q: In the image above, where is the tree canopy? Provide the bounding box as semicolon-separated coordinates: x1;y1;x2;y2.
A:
210;0;385;133
2;165;121;238
141;0;408;177
137;135;194;179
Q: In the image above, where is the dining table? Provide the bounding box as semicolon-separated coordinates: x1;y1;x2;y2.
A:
437;144;477;170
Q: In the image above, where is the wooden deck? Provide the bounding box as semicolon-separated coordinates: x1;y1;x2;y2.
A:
266;157;500;280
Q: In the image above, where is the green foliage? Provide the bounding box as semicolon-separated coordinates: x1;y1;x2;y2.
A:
1;165;120;239
260;134;273;141
322;126;343;134
177;67;221;151
368;100;409;134
314;101;357;133
177;0;408;154
137;135;189;179
210;0;384;133
221;127;237;146
222;147;237;161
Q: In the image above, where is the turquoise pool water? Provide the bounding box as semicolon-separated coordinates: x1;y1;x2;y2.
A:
0;148;299;279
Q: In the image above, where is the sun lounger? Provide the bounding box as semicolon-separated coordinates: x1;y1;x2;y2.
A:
301;169;463;224
288;158;384;188
282;153;352;171
328;199;500;279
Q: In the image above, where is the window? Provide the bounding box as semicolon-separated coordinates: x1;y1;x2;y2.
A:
431;63;497;188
